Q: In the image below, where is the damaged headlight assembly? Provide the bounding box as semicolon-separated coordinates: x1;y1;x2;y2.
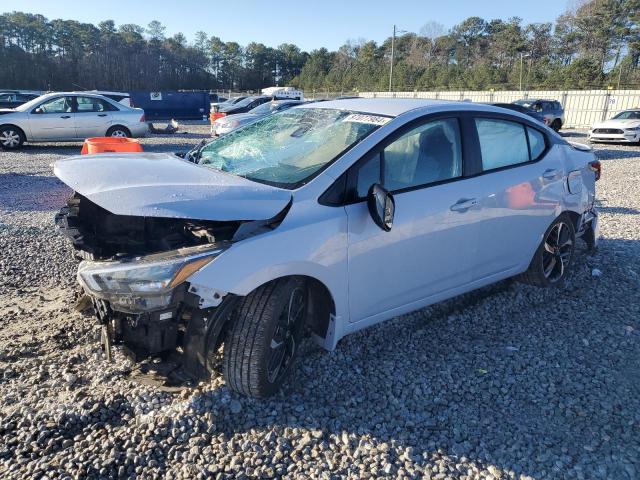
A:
77;245;225;313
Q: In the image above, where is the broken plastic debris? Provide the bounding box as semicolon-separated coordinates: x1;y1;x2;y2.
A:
477;368;488;374
591;268;602;277
505;346;519;352
148;119;179;134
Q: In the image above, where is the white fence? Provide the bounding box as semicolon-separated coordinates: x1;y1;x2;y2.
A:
358;90;640;128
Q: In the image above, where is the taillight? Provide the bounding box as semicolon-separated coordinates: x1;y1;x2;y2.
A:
139;113;145;123
589;160;601;181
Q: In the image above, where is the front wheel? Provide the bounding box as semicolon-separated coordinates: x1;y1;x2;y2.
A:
551;119;562;132
520;215;576;287
0;126;24;150
223;278;308;398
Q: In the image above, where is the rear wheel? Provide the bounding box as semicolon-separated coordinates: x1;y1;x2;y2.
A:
550;119;562;132
0;126;24;150
223;278;307;398
520;215;575;287
106;126;131;138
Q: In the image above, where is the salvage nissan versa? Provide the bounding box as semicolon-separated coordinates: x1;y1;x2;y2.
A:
54;99;600;398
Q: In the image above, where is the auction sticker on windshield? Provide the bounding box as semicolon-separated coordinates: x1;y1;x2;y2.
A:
342;113;390;125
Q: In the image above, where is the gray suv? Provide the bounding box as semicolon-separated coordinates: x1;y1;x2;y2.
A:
514;99;565;131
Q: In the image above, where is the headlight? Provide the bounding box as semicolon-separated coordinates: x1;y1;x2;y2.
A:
624;127;640;132
78;245;224;312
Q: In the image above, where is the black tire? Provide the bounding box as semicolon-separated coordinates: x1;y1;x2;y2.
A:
520;215;576;287
551;119;562;132
223;278;307;398
106;125;131;138
0;125;25;150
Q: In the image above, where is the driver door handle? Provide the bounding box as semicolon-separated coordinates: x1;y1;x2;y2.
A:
60;115;71;119
450;198;478;212
97;113;108;117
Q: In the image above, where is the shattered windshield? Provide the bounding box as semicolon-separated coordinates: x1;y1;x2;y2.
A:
199;108;387;188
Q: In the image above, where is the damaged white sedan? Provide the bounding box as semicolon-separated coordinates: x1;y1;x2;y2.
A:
54;99;600;398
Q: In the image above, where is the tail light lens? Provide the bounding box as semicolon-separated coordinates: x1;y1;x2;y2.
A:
589;160;601;181
139;113;145;123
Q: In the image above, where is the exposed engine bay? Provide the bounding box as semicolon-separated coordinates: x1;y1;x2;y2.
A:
55;193;241;261
55;193;288;384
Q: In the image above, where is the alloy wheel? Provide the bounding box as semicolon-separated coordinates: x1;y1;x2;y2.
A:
1;130;20;148
542;221;573;282
267;287;306;383
110;130;127;138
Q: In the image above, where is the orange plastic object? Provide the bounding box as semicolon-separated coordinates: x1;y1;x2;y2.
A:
80;137;143;155
209;111;226;122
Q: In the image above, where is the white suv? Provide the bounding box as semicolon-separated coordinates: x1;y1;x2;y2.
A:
54;99;599;397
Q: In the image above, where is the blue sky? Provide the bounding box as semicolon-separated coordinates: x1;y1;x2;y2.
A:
12;0;570;51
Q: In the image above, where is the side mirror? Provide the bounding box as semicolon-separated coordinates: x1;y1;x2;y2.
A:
34;107;43;114
367;183;395;231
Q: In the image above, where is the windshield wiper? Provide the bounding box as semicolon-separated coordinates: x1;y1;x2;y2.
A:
186;139;208;163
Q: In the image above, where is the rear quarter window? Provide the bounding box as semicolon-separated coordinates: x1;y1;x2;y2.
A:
527;127;547;160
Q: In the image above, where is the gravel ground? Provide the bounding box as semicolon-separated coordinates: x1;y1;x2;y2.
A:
0;127;639;480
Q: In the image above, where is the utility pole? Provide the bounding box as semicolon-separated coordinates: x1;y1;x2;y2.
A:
519;52;524;91
389;25;396;92
617;63;623;90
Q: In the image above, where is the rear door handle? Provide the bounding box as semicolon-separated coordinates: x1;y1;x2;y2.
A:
60;115;71;119
542;168;560;179
97;113;108;117
450;198;478;212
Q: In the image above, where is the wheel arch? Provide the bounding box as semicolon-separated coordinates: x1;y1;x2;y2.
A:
106;124;131;136
561;209;581;234
234;274;337;344
0;123;27;141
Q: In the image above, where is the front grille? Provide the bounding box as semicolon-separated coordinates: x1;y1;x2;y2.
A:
593;128;623;134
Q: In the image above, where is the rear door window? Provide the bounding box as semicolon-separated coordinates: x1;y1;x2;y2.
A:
476;118;548;171
75;96;118;112
476;118;529;170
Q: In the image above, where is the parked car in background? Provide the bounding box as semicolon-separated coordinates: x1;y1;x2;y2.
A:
0;91;40;109
0;92;147;149
490;102;546;125
54;99;599;398
212;99;306;136
513;99;564;131
217;95;277;116
87;90;132;107
209;93;227;110
211;96;247;113
589;109;640;144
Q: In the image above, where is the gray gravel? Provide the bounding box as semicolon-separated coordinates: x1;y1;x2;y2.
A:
1;128;639;479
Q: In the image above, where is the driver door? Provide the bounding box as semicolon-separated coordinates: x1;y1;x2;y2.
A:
28;96;76;141
345;117;479;323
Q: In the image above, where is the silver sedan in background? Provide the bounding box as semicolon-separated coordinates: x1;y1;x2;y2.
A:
212;99;306;136
0;92;147;149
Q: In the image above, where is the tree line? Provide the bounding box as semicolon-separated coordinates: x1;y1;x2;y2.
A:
1;0;638;94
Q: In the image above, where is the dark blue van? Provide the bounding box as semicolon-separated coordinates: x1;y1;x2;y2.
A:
130;91;210;120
